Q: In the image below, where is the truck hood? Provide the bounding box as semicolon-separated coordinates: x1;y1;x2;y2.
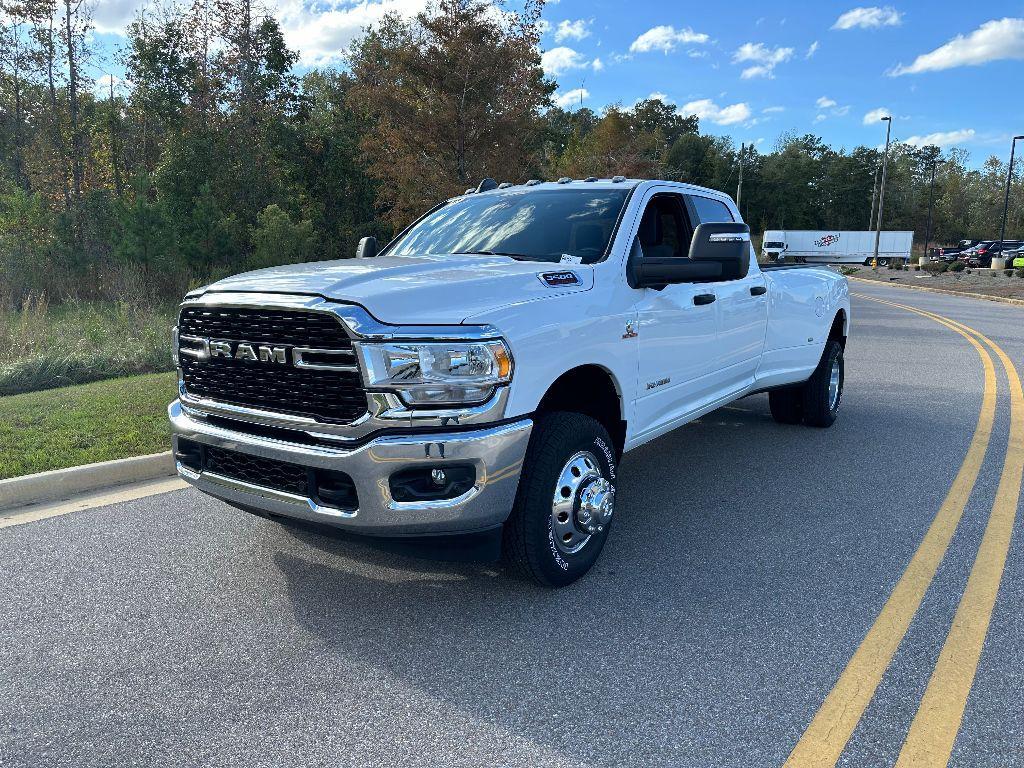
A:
200;254;594;325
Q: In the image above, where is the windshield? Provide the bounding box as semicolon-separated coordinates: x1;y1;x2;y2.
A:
764;241;785;248
388;188;630;264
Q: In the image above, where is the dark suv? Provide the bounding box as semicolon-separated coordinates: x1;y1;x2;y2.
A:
962;241;1023;267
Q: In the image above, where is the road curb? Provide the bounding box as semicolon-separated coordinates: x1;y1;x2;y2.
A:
849;276;1024;307
0;452;177;511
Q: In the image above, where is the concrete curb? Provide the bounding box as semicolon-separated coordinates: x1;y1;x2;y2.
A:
849;275;1024;307
0;452;177;511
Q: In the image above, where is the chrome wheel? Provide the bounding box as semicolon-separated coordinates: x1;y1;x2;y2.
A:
828;356;841;411
550;451;614;555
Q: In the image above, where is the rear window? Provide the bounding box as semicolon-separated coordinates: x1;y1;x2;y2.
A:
689;195;735;223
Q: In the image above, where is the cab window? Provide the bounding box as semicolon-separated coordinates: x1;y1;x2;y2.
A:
689;195;735;223
636;194;692;258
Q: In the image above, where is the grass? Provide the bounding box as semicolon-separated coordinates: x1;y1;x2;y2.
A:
0;371;178;479
0;297;178;396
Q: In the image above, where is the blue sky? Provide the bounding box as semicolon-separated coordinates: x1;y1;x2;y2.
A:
86;1;1024;163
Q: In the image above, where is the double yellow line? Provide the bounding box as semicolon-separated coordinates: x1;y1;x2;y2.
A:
786;294;1023;767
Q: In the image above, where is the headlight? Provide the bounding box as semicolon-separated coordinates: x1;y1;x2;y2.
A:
356;339;513;406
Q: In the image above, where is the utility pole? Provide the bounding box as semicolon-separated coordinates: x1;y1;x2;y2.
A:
868;167;880;230
736;143;745;209
999;135;1024;251
923;159;938;262
872;116;893;269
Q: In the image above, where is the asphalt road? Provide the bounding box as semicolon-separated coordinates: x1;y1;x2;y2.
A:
2;280;1023;767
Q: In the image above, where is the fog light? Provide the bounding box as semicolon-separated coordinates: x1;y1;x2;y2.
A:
390;465;475;503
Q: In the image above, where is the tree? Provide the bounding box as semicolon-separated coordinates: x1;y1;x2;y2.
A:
250;204;315;269
348;0;553;226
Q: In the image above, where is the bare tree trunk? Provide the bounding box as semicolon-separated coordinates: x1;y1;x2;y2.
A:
108;76;123;196
46;13;72;209
64;0;83;207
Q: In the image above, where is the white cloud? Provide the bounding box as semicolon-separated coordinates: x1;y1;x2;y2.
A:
542;46;590;75
629;25;710;54
733;42;794;78
678;98;752;126
554;18;591;42
91;0;141;35
276;0;428;66
646;91;670;103
902;129;976;148
833;6;903;30
814;98;850;123
805;40;820;58
763;106;786;113
553;88;589;109
863;107;891;125
92;73;122;97
890;17;1024;75
591;57;604;71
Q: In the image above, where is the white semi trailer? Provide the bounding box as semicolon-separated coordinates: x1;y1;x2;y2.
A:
761;230;913;265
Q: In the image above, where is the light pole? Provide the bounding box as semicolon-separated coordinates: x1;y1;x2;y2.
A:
872;115;893;268
923;159;939;262
998;135;1024;251
736;143;745;209
868;166;880;230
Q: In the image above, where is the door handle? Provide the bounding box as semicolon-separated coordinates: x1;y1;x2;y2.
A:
693;293;717;306
750;285;767;296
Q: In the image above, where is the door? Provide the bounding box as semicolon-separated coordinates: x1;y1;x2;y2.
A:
632;192;721;436
688;194;768;393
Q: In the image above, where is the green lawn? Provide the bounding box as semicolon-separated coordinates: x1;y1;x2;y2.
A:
0;372;178;479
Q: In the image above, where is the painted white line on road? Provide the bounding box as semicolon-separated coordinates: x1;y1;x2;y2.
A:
0;477;187;529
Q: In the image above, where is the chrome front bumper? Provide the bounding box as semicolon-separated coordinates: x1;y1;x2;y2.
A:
169;400;532;535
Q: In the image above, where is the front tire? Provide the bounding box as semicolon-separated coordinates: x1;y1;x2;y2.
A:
502;412;617;588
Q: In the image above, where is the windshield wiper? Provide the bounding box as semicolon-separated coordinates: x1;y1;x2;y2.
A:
455;250;534;261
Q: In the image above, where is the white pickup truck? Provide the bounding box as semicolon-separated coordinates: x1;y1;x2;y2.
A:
170;178;850;586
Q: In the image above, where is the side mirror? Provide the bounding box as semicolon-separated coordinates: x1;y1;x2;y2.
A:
627;238;723;289
688;222;751;280
356;236;379;259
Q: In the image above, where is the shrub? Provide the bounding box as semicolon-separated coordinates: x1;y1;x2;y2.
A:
922;261;948;274
1005;269;1014;277
949;261;965;272
0;299;177;395
1016;268;1024;278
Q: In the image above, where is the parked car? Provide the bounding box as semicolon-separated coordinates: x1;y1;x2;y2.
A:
168;178;851;587
1010;245;1024;268
939;239;982;260
963;240;1024;267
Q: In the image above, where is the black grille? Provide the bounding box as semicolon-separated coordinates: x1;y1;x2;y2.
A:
179;306;353;347
178;306;366;423
176;439;359;511
205;445;309;496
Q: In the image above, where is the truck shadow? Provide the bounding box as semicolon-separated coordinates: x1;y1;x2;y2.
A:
262;391;968;766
